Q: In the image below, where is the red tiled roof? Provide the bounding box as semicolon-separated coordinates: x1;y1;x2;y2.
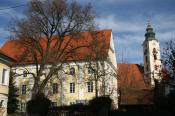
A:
0;50;16;66
1;29;112;64
118;64;146;89
118;64;153;105
0;50;15;61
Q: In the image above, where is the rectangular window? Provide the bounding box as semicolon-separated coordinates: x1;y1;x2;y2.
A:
87;81;93;92
88;67;94;74
23;71;27;77
2;69;7;84
22;85;26;94
52;83;58;94
70;83;75;93
70;67;75;75
20;103;26;112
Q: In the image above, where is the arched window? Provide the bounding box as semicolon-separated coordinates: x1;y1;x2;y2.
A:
154;65;158;71
153;48;157;54
153;48;157;60
153;54;157;60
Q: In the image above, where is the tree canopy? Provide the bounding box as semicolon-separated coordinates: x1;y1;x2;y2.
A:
9;0;96;98
162;39;175;79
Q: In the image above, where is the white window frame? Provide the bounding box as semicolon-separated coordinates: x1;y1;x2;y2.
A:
22;85;27;94
87;81;93;92
70;83;75;93
52;83;58;94
20;102;26;112
23;71;27;77
1;68;9;85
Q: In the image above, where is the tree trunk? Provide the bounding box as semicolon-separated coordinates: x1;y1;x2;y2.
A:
95;80;98;97
31;78;46;99
31;79;39;99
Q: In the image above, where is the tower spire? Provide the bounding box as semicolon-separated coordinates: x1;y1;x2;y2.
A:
147;19;151;28
142;22;162;87
145;20;156;40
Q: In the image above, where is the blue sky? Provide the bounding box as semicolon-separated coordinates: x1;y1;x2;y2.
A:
0;0;175;64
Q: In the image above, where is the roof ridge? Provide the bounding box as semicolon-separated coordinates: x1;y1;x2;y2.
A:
1;29;112;64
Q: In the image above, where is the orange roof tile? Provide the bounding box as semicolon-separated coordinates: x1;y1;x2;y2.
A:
0;50;15;61
0;50;16;65
1;29;112;64
118;64;146;89
118;63;153;105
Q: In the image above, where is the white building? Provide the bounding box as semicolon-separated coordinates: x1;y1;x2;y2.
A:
1;29;118;112
142;22;162;87
0;50;14;116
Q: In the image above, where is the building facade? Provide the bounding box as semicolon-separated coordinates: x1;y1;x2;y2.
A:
1;29;118;112
0;51;14;116
142;22;162;87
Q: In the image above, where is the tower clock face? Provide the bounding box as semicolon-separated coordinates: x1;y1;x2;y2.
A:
152;42;155;45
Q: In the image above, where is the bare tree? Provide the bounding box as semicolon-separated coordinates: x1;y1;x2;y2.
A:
9;0;95;98
162;39;175;79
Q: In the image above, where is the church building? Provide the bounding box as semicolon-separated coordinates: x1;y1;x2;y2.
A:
142;22;162;87
1;29;118;112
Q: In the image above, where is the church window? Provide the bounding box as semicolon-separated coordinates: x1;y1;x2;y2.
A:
153;48;157;60
153;48;157;54
153;54;157;60
154;65;158;71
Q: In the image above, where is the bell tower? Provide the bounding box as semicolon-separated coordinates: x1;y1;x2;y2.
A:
142;21;162;87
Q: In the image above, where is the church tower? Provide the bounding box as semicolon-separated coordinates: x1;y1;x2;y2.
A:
142;22;162;87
